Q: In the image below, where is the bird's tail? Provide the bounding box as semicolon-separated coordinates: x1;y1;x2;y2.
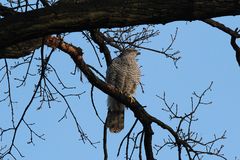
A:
106;97;124;133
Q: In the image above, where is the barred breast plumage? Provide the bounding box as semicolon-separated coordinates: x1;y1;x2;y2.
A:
106;49;140;133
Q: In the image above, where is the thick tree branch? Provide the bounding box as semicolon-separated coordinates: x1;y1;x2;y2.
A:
0;4;18;17
1;0;240;50
0;37;46;59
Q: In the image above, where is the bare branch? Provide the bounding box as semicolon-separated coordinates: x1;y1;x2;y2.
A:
117;119;138;157
156;82;226;160
202;19;240;66
91;85;105;124
88;29;112;66
230;28;240;66
203;19;240;38
103;117;108;160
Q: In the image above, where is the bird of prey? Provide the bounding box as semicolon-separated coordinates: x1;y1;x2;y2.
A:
106;49;141;133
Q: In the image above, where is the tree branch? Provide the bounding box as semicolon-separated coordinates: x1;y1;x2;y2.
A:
143;124;154;160
202;18;240;66
202;19;240;38
1;0;240;50
89;29;112;66
0;4;18;17
230;28;240;66
45;36;226;160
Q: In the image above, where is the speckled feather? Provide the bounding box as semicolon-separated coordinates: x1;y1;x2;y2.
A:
106;49;140;133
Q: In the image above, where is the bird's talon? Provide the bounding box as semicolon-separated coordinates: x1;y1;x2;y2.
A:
128;95;135;103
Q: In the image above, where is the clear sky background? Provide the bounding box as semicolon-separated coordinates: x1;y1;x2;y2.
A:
0;3;240;159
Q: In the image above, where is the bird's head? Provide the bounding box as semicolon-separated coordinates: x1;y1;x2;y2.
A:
122;48;140;57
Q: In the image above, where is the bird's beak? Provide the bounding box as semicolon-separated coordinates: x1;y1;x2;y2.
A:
137;52;141;55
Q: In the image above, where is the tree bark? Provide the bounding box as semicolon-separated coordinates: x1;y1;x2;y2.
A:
0;0;240;51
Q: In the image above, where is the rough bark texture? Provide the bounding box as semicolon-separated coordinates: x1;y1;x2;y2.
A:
0;0;240;51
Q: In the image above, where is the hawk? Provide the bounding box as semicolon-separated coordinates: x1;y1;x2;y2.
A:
106;49;141;133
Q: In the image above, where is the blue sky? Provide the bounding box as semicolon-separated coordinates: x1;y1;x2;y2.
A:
0;5;240;159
